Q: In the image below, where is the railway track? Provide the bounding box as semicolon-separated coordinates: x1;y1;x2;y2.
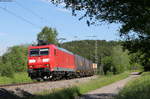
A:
0;79;66;88
0;76;96;88
0;81;39;88
0;76;97;98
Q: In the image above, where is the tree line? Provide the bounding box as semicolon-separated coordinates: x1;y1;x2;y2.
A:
0;27;143;77
62;40;141;75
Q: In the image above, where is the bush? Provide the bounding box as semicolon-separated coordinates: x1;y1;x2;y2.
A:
1;45;28;73
0;45;28;77
0;62;14;77
32;87;80;99
101;56;113;75
116;74;150;99
101;46;131;74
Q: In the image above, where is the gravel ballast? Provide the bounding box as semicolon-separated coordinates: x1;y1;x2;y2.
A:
0;76;97;98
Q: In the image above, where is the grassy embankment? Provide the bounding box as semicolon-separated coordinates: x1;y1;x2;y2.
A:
29;72;130;99
116;72;150;99
0;72;32;84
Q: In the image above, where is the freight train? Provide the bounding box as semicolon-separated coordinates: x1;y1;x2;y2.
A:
27;44;95;81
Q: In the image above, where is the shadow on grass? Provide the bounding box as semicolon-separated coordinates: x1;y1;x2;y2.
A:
0;88;33;99
29;87;81;99
0;87;81;99
81;93;117;99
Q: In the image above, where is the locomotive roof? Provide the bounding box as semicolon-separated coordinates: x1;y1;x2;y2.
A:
29;44;74;55
57;47;74;55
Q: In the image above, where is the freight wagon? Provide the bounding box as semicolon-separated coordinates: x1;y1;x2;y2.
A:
27;44;94;81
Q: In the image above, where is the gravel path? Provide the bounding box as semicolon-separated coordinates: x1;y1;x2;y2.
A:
0;76;97;98
80;73;140;99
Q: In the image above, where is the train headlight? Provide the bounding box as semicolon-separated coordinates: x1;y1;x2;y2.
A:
29;59;36;63
29;65;33;68
43;58;49;62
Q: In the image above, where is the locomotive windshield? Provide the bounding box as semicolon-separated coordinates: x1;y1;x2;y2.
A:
40;48;49;55
30;48;49;56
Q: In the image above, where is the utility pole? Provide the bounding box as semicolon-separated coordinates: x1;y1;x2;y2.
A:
95;39;98;64
86;35;98;64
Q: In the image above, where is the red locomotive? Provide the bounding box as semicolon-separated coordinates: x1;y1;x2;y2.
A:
28;44;94;81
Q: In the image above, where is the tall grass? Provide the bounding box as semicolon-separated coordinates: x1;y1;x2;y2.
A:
29;72;129;99
0;72;32;84
116;72;150;99
78;72;129;94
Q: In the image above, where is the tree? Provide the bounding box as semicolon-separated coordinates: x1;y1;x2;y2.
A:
51;0;150;69
129;53;143;70
101;56;113;75
37;26;58;45
2;45;28;72
0;62;14;77
111;46;130;74
101;46;131;74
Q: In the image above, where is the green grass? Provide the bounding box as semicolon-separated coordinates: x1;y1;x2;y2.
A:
78;72;129;94
0;72;32;84
29;72;129;99
116;72;150;99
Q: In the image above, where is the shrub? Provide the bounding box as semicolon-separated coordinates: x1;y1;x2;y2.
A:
116;74;150;99
0;62;14;77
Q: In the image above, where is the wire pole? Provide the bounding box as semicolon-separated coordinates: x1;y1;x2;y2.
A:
95;39;98;64
86;35;98;64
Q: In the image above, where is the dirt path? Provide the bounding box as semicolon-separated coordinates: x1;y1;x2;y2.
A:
80;73;140;99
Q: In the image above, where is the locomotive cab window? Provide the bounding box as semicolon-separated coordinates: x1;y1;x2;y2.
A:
40;48;49;55
30;49;39;56
30;48;49;56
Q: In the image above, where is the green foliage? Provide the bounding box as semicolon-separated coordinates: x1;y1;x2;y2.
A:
101;46;131;74
0;62;14;77
116;73;150;99
32;87;80;99
141;72;150;76
123;39;150;70
51;0;150;70
0;72;32;84
101;56;113;75
37;26;58;45
51;0;150;35
129;53;143;70
2;45;28;72
0;45;28;77
111;46;130;74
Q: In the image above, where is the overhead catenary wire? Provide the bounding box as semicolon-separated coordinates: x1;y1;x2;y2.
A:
0;6;42;29
15;0;52;25
15;1;45;21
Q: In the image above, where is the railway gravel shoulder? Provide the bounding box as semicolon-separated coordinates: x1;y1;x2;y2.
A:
0;76;97;98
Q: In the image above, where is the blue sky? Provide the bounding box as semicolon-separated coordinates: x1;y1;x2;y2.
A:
0;0;121;55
